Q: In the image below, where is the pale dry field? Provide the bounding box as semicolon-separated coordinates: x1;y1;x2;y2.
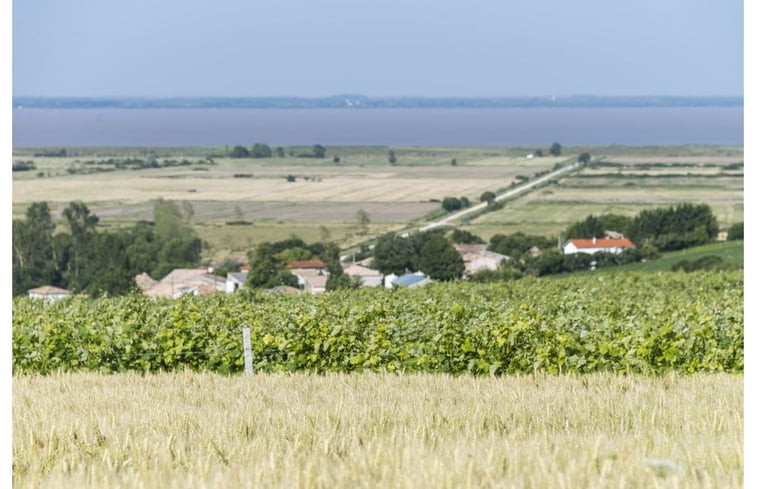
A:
13;372;742;489
12;157;560;213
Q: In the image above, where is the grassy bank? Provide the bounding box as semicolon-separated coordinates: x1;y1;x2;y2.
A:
13;371;743;489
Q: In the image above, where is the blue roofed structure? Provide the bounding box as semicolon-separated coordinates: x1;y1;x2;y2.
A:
391;272;431;288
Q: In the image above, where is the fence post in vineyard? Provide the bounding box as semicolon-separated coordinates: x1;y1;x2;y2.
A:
242;326;254;375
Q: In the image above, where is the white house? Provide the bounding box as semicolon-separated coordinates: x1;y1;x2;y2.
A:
563;237;635;255
226;271;248;293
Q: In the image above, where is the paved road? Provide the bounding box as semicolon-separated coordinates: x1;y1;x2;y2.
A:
417;161;581;232
341;160;582;259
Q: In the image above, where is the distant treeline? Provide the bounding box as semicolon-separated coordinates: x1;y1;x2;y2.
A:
13;95;743;109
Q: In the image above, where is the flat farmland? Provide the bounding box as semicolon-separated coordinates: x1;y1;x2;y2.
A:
12;151;562;219
466;156;743;239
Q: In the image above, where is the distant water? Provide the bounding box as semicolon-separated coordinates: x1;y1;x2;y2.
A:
12;107;743;147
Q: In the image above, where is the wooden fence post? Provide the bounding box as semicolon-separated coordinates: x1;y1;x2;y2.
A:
242;327;254;375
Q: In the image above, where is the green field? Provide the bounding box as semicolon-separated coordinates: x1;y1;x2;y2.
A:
13;371;743;489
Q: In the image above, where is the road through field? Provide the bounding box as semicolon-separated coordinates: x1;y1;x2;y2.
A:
418;160;581;231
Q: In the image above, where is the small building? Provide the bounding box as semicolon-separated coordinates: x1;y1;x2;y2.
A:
28;285;70;302
226;271;249;293
453;244;509;277
135;268;225;298
343;263;383;287
563;237;635;255
384;273;399;289
291;268;329;294
391;271;431;289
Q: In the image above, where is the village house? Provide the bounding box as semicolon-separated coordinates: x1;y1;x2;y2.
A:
225;271;248;293
28;285;70;302
288;259;329;294
135;268;225;298
563;237;635;255
453;244;509;277
343;263;383;287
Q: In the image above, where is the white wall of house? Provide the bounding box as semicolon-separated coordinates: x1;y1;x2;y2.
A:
563;242;628;255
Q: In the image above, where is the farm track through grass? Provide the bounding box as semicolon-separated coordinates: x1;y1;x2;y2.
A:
13;372;742;489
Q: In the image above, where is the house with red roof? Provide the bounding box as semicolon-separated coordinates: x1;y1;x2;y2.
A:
288;259;329;294
563;237;635;255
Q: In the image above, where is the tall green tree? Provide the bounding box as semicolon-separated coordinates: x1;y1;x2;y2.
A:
61;201;99;291
419;235;464;281
12;202;59;295
549;142;562;156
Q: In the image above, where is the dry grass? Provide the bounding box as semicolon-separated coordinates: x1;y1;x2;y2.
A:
13;372;742;489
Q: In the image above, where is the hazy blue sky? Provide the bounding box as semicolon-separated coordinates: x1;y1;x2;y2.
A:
13;0;743;97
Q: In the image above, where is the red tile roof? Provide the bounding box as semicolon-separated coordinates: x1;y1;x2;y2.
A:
288;259;327;269
568;238;635;249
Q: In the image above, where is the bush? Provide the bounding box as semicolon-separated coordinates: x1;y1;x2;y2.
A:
672;255;739;273
727;222;743;241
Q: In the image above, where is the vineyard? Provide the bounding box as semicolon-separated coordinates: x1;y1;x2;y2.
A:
12;271;743;375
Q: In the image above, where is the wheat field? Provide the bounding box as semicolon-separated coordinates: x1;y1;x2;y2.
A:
13;372;742;489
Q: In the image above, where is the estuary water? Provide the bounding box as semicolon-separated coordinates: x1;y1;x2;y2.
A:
12;106;743;147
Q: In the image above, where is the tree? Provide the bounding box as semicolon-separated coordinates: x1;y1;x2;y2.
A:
578;152;591;164
319;225;332;242
12;202;59;295
275;147;285;158
450;229;484;244
388;149;397;165
181;201;195;223
372;233;420;275
727;222;743;241
480;191;496;204
441;197;462;212
154;199;190;240
549;142;562;156
61;201;99;290
230;145;250;158
312;144;326;158
419;235;464;281
534;149;543;157
251;143;272;158
451;158;457;166
564;214;605;239
356;209;370;235
245;242;295;289
488;232;555;259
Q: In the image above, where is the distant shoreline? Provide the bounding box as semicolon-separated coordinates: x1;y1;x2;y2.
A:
12;95;743;110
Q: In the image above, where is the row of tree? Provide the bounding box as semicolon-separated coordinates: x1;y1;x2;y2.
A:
12;201;202;297
230;144;327;159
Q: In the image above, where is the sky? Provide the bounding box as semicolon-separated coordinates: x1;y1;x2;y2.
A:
12;0;743;98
